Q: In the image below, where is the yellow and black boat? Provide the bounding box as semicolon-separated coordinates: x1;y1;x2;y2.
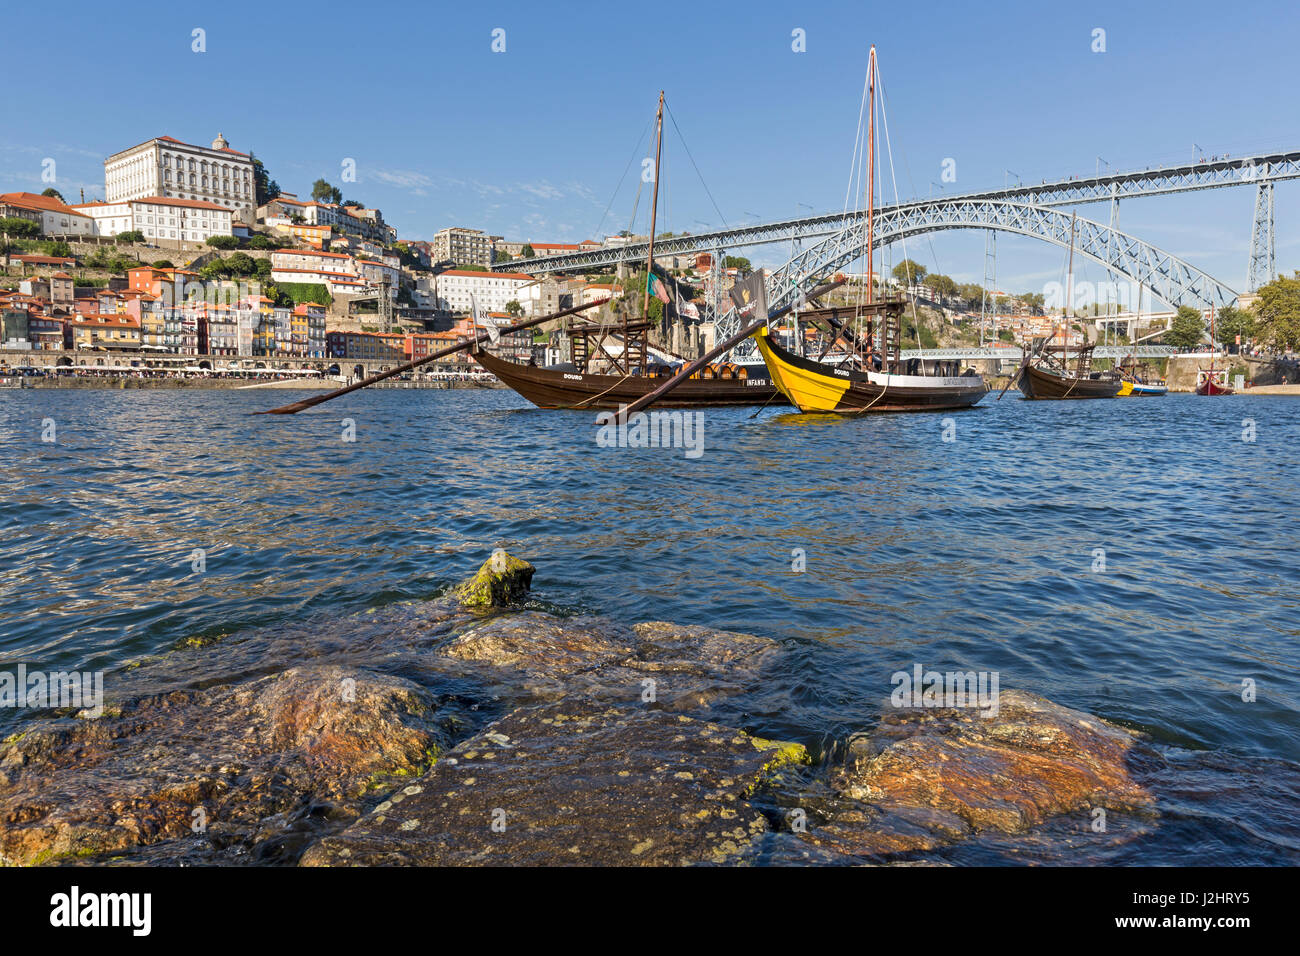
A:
751;300;987;414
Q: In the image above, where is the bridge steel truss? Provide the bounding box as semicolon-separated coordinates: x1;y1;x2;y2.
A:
711;202;1236;358
493;151;1300;276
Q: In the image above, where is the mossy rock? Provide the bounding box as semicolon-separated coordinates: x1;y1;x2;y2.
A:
452;550;535;608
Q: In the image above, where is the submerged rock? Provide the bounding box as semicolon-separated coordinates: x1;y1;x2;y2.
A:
301;699;808;867
0;666;444;866
802;690;1157;859
439;615;779;711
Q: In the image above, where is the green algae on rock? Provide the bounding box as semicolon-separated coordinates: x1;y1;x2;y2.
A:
451;549;535;608
301;700;803;867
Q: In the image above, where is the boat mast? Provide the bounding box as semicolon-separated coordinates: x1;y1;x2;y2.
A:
865;46;876;306
641;91;666;336
1063;211;1077;368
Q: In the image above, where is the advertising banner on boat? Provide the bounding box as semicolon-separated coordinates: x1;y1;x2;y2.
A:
729;272;768;324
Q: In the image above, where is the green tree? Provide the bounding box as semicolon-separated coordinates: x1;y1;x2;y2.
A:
1214;305;1256;348
1164;306;1206;349
723;255;751;272
151;259;174;269
249;151;279;206
892;259;927;285
247;234;272;250
520;243;535;258
493;249;513;263
41;187;65;202
312;179;343;204
1253;272;1300;352
225;252;258;276
115;230;145;243
46;240;72;258
504;299;524;317
206;235;239;249
924;273;958;301
0;217;40;238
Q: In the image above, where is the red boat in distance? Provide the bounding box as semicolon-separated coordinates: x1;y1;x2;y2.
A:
1196;367;1234;396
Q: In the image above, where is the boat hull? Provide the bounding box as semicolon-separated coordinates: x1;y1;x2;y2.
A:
471;349;786;409
1125;382;1168;396
753;327;987;413
1196;379;1234;396
1019;363;1122;400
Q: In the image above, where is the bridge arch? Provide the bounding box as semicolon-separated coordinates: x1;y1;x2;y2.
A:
872;200;1237;312
722;201;1238;355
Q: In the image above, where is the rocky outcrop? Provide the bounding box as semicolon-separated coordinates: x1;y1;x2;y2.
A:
301;699;807;867
801;690;1158;860
0;666;443;866
5;549;1252;868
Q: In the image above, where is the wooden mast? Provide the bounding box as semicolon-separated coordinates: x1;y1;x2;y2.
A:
638;90;666;370
1063;211;1077;370
865;46;876;306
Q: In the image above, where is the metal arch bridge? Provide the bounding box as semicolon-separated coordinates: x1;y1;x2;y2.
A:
712;202;1231;358
492;149;1297;289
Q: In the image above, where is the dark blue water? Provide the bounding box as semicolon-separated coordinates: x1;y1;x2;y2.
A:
2;387;1298;862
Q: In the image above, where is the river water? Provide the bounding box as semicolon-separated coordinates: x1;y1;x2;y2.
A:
1;387;1297;864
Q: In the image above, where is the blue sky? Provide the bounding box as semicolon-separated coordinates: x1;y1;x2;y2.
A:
3;0;1296;295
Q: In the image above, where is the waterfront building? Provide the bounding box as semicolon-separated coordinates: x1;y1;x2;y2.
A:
326;330;406;361
69;314;141;351
103;133;256;224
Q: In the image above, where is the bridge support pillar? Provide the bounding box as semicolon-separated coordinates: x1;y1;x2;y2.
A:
1247;182;1275;292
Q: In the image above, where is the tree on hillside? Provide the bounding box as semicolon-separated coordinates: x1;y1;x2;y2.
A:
115;230;144;243
892;259;926;286
1214;305;1256;348
494;249;513;263
249;152;279;206
1164;306;1205;349
520;244;535;258
312;179;343;204
504;300;524;317
923;273;958;301
0;217;40;238
1253;272;1300;352
723;255;751;272
341;199;362;208
41;187;65;202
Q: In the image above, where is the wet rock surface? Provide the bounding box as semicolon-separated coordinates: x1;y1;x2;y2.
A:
302;699;806;866
0;666;443;866
2;550;1295;866
800;690;1160;861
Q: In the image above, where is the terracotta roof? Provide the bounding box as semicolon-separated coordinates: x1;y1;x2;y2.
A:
11;254;75;265
0;192;92;218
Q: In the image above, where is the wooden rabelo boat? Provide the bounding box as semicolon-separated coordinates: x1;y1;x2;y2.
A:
753;299;986;413
1018;340;1123;399
471;90;785;411
750;47;985;416
1195;307;1234;395
1196;367;1234;396
473;346;781;410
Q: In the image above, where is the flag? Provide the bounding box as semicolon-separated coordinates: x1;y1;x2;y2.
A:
646;271;671;305
472;294;499;344
729;272;768;323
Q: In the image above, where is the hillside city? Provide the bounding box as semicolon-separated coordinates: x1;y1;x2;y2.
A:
1;131;1290;382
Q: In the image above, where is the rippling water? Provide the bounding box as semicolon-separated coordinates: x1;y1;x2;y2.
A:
2;386;1298;863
